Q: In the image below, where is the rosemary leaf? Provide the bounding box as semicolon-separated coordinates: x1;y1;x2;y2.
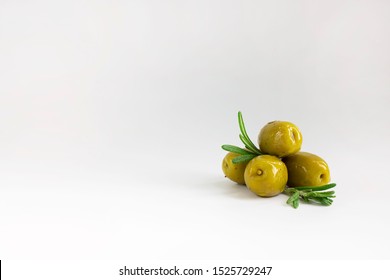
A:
293;183;336;191
286;190;299;205
313;191;336;198
221;145;253;155
239;134;260;154
238;112;263;154
232;154;257;164
311;197;333;206
305;191;335;199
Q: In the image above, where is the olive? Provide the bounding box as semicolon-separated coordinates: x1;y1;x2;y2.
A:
244;155;288;197
258;121;302;157
222;152;247;185
283;152;330;187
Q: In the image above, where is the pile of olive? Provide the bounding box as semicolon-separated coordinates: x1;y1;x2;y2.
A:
222;112;335;207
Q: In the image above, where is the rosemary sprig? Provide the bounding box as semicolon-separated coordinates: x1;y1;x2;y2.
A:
221;112;262;163
283;183;336;209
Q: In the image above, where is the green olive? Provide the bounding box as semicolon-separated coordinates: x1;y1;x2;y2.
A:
258;121;302;157
222;152;247;185
283;152;331;187
244;155;288;197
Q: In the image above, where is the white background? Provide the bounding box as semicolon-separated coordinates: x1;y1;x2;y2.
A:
0;0;389;260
